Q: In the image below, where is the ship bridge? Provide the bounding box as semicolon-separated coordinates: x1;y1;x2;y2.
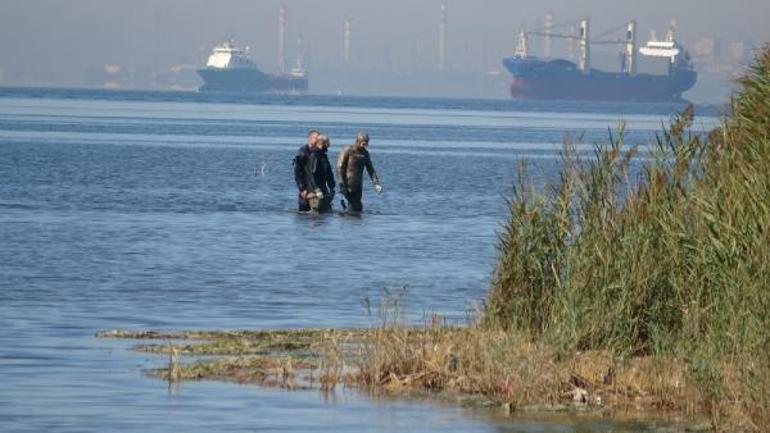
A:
639;23;683;64
206;40;257;69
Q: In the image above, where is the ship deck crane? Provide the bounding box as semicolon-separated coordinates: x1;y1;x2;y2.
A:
522;18;638;75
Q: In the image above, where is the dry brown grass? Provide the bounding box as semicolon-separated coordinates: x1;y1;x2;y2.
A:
349;320;726;418
353;323;562;407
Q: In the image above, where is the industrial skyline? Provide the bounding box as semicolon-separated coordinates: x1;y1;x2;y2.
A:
0;0;766;102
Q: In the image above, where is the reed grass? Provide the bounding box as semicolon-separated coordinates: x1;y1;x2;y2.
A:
486;46;770;431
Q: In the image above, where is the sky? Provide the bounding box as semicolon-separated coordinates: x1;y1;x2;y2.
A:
0;0;767;86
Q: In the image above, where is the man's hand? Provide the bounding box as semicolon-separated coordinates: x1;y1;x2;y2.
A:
300;190;307;199
374;184;384;194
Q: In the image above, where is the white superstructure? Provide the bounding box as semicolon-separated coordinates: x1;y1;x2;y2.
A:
205;40;257;69
639;22;682;64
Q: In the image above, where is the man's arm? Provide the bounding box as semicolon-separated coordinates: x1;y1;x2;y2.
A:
323;154;336;192
364;150;381;186
336;147;350;191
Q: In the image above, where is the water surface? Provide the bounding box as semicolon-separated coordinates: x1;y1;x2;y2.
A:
0;90;717;432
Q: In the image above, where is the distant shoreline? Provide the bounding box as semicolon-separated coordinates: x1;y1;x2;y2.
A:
0;85;724;116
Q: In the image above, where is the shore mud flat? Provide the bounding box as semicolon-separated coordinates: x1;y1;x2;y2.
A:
97;327;712;432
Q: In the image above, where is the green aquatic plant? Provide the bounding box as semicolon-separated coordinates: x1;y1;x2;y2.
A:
487;45;770;431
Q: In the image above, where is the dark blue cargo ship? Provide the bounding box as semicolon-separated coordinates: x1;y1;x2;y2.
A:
502;20;697;102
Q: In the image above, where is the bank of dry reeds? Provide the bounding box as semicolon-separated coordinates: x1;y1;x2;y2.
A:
353;322;710;416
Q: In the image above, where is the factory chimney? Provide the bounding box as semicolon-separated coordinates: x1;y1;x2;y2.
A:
544;13;552;58
278;5;287;73
343;18;352;66
438;1;447;71
625;20;637;75
578;18;591;73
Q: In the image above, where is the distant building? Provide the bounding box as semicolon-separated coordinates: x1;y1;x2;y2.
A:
694;37;721;58
729;41;752;64
103;64;126;89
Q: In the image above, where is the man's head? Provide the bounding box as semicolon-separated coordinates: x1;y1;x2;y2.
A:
316;134;331;151
355;131;369;148
307;129;320;147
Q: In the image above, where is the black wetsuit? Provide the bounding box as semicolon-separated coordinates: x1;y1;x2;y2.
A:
337;145;380;212
308;148;336;212
293;145;313;211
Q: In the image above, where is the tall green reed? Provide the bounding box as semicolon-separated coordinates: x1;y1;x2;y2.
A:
488;45;770;430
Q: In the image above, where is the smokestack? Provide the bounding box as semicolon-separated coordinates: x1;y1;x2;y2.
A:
578;18;590;73
296;35;305;70
438;1;447;71
544;13;552;59
625;20;637;75
278;5;287;73
154;8;160;75
343;18;351;66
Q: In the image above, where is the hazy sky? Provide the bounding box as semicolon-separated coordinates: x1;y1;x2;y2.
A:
1;0;768;83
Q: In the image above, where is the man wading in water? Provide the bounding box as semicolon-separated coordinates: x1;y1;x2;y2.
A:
336;131;383;213
293;130;319;212
307;134;336;213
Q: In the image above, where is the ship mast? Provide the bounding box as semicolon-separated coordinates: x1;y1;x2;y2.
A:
578;18;590;73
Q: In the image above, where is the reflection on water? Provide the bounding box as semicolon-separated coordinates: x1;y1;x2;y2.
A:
0;92;712;432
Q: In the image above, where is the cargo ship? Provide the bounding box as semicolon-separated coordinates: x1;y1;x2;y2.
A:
502;20;697;102
197;40;308;94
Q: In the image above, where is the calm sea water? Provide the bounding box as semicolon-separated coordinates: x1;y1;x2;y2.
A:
0;88;718;432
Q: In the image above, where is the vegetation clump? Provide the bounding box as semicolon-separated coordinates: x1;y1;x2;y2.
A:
485;46;770;432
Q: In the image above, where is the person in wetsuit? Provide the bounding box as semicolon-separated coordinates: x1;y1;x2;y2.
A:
307;134;336;213
336;131;383;213
293;129;319;212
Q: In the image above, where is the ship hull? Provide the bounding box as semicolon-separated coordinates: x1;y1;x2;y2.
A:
267;75;309;94
197;68;308;94
503;57;697;102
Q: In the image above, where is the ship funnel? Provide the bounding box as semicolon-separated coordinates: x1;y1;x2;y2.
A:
514;28;528;59
579;18;590;73
625;20;637;75
666;20;676;43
